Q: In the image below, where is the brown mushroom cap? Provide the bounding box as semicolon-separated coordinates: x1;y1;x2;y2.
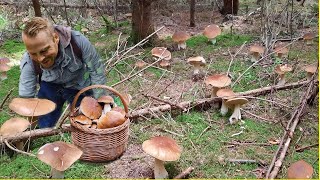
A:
0;64;10;72
135;60;147;69
142;136;182;161
287;160;313;179
112;106;126;116
97;110;126;129
9;98;56;117
216;88;236;99
80;96;102;119
74;115;92;125
225;97;248;106
0;57;10;64
274;46;288;54
172;31;190;43
0;118;30;136
304;65;317;73
187;56;206;66
203;24;221;39
97;95;114;104
159;60;171;67
205;74;231;88
249;45;264;54
274;64;293;75
303;32;315;40
37;141;83;171
151;47;171;61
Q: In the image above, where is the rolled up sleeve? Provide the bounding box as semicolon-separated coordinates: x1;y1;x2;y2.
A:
19;53;37;98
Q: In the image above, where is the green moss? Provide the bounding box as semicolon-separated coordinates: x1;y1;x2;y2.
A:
2;40;25;54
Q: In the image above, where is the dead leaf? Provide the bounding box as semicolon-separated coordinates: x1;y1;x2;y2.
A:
268;138;280;145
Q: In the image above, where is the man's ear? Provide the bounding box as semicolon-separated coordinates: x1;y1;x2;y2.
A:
53;32;59;44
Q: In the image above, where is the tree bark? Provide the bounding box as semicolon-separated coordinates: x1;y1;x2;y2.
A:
131;0;155;45
31;0;42;17
222;0;239;15
190;0;195;27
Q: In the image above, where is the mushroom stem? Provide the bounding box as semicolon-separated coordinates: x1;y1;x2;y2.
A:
229;104;241;124
209;38;217;45
0;72;7;80
306;39;313;45
306;72;313;81
193;65;201;75
178;42;187;50
51;168;64;179
251;52;259;63
103;104;112;115
277;74;286;85
220;100;228;116
154;158;168;179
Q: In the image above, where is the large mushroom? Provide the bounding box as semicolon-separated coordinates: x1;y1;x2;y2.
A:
151;47;171;61
187;56;206;75
274;64;293;85
304;65;317;81
9;98;56;128
287;160;313;179
203;24;221;45
225;97;248;124
249;44;264;62
73;114;92;128
204;74;232;97
142;136;182;179
303;32;315;45
79;96;102;119
216;88;236;116
172;31;190;50
97;110;126;129
0;63;10;80
37;141;83;179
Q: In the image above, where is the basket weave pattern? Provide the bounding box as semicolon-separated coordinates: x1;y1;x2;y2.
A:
69;85;130;162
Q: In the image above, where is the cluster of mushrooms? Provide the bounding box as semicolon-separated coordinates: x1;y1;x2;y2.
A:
73;95;126;129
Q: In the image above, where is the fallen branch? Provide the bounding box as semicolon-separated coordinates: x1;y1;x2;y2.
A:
222;141;273;146
295;143;319;152
4;139;36;157
142;93;186;111
174;167;194;179
0;88;14;110
226;158;265;165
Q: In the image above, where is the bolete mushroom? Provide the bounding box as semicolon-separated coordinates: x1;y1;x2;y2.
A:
97;110;126;129
187;56;206;75
97;95;115;115
204;74;232;97
159;60;171;69
142;136;182;179
9;98;56;128
216;88;236;116
151;47;171;61
203;24;221;45
303;32;315;45
274;64;293;85
225;97;248;124
274;46;288;59
73;114;92;127
79;96;102;119
304;65;317;81
135;60;147;69
172;31;190;50
249;44;264;62
37;141;83;179
0;63;10;80
287;160;313;179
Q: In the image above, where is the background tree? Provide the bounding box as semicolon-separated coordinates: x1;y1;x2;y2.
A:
31;0;42;17
222;0;239;15
190;0;195;27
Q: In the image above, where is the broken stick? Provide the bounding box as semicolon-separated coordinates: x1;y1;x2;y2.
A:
174;167;194;179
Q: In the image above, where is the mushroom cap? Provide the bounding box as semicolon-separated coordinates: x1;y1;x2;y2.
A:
112;106;126;116
172;31;190;43
274;64;293;75
9;98;56;117
225;97;248;106
97;110;126;129
0;64;10;72
80;96;102;119
203;24;221;39
74;115;92;125
304;65;317;73
142;136;182;162
249;45;264;54
274;46;288;54
159;60;171;67
0;57;10;64
0;117;30;136
97;95;114;104
216;88;236;99
303;32;315;40
135;60;147;69
151;47;171;61
37;141;83;172
187;56;206;66
287;160;313;179
204;74;231;88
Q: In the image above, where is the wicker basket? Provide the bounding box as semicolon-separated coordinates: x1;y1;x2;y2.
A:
69;85;130;162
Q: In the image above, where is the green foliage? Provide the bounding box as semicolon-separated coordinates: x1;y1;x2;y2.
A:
216;33;252;47
0;14;7;30
2;40;25;54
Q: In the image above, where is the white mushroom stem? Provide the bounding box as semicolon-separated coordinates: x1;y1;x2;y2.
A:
102;104;112;115
193;65;201;75
0;72;7;80
220;100;228;116
51;168;64;179
229;104;241;124
251;52;259;63
306;39;313;45
154;158;168;179
178;42;187;50
209;38;217;45
306;72;313;81
277;74;286;85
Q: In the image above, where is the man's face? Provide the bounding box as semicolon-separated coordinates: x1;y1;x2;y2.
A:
22;30;59;69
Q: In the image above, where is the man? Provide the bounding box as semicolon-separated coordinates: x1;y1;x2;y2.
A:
19;17;106;128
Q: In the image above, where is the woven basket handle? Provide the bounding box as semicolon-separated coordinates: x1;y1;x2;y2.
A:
69;84;129;117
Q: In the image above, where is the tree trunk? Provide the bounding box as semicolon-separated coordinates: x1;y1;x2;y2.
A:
222;0;239;15
31;0;42;17
131;0;155;45
190;0;195;27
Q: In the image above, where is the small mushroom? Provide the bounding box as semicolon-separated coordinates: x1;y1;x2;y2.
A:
172;31;190;50
303;32;315;45
274;64;293;85
203;24;221;45
0;57;10;64
159;60;171;69
97;110;126;129
304;65;317;81
274;46;289;59
135;60;147;69
73;114;92;126
225;97;248;124
187;56;206;75
151;47;171;61
249;45;264;62
142;136;182;179
97;95;115;115
287;160;313;179
79;96;102;119
216;88;236;116
0;63;10;80
204;74;232;97
37;141;83;179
